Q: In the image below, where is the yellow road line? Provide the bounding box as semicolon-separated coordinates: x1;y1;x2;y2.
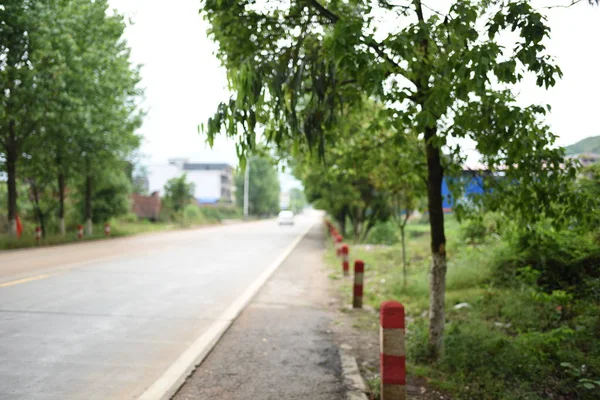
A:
0;274;52;288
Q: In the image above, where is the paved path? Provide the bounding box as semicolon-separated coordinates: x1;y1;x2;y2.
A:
174;225;347;400
0;215;316;399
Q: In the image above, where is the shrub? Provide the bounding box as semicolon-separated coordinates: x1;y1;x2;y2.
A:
183;204;207;225
503;224;600;294
121;212;138;223
365;221;398;245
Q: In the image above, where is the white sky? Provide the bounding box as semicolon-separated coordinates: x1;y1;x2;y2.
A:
109;0;599;174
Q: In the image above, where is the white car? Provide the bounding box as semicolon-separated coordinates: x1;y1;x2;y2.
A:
277;210;294;225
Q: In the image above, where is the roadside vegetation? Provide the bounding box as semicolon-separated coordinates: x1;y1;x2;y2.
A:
327;214;600;399
199;0;597;363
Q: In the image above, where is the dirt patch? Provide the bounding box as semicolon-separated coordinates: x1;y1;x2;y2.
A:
323;272;449;400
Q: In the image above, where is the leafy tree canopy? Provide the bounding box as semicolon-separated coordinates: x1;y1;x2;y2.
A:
164;174;196;213
234;153;280;216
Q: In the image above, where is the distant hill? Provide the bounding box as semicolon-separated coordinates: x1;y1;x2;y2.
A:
565;136;600;155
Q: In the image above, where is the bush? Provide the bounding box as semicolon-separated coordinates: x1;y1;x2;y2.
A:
199;205;242;222
498;224;600;294
183;204;207;225
460;212;504;244
365;221;398;245
121;212;139;223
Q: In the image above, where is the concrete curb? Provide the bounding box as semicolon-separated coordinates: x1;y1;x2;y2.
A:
138;222;315;400
340;350;369;400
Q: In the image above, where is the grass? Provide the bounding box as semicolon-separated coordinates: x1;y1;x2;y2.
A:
326;216;600;399
0;218;224;250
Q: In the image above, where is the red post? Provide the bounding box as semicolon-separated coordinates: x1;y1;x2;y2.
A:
335;235;343;257
104;223;111;237
341;244;349;277
35;226;42;243
353;260;364;308
380;301;406;400
77;224;84;240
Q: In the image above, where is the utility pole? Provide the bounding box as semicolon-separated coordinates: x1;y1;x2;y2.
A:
243;161;250;218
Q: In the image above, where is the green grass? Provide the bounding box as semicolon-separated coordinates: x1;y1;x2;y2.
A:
0;218;223;250
325;218;600;400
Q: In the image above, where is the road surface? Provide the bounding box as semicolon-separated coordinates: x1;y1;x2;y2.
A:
0;214;316;400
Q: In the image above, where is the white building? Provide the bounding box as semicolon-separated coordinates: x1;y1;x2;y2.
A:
147;159;234;204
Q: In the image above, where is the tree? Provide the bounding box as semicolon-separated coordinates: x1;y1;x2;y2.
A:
289;188;307;213
201;0;583;359
234;155;280;216
163;174;195;213
1;0;142;237
368;133;426;287
80;169;132;224
0;1;51;236
73;0;142;235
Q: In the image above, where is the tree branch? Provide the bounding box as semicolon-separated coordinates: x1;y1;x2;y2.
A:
304;0;339;23
304;0;409;79
541;0;585;9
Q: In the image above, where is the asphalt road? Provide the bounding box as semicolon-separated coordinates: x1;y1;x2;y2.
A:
0;214;316;400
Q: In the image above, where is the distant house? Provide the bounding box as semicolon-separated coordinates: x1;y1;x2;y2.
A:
441;166;491;212
131;192;161;220
147;159;234;205
567;153;600;168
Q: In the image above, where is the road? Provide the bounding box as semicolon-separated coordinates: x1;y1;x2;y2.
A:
0;214;317;400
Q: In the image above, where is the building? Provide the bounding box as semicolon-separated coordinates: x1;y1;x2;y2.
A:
131;192;162;220
147;159;234;204
567;153;600;168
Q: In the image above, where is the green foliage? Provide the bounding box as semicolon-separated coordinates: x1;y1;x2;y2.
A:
365;221;399;245
0;0;143;235
182;204;207;225
199;205;242;222
88;170;132;223
289;187;307;213
502;224;600;295
163;174;195;213
460;212;503;244
200;0;583;356
234;154;280;216
327;218;600;399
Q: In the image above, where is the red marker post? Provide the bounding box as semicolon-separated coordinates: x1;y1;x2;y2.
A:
353;260;364;308
35;226;42;244
335;235;343;257
380;301;406;400
341;244;349;277
77;224;84;240
104;223;111;237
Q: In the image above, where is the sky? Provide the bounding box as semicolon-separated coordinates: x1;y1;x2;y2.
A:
109;0;599;178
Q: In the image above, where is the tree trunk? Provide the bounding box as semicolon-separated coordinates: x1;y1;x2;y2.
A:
6;122;18;237
337;209;347;238
58;170;66;235
400;209;411;288
401;225;407;287
30;180;46;238
425;126;447;360
85;175;93;235
353;216;360;242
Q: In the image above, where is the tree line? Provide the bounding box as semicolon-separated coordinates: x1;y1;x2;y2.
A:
1;0;142;237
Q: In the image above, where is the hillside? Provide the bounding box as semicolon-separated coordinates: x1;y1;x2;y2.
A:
565;135;600;155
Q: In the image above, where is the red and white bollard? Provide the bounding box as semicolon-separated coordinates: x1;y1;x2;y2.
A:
104;223;111;237
380;301;406;400
335;235;343;257
353;260;364;308
77;224;84;240
35;226;42;243
341;244;349;276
